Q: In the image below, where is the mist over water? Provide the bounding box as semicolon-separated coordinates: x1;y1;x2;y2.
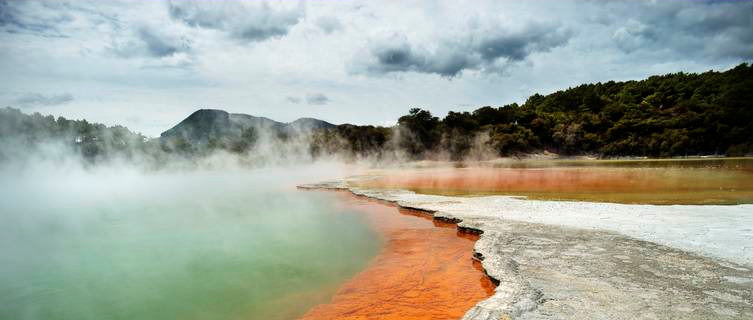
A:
0;163;381;320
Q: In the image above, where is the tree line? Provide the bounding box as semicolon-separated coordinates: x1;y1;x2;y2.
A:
2;63;751;165
318;63;753;159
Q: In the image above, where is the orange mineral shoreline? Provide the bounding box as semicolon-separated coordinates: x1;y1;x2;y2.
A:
300;191;495;320
353;166;753;205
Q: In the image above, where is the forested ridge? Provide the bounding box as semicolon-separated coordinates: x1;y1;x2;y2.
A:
325;62;752;159
2;63;751;164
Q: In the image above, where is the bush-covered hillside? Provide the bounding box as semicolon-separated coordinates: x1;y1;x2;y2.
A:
328;63;753;159
2;63;751;164
0;107;158;163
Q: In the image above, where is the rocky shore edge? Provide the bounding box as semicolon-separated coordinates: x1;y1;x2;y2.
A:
298;179;753;320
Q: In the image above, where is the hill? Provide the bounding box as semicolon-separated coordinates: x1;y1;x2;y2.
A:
2;63;751;164
380;63;753;159
159;109;336;154
160;109;335;141
0;107;152;163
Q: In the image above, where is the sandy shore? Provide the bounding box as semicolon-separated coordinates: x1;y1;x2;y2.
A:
300;179;753;319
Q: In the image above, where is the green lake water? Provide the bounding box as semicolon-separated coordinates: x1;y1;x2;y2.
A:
0;168;381;320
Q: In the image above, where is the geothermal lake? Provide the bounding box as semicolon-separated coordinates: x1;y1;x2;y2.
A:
358;158;753;205
0;168;382;320
3;158;751;320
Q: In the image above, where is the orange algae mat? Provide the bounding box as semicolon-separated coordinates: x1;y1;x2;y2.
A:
301;192;495;320
353;166;753;205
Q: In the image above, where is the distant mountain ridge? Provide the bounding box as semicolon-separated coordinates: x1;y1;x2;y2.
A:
3;63;751;163
160;109;335;143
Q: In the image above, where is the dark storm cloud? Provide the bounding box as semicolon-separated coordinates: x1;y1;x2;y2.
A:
356;21;572;77
167;1;302;42
305;93;330;105
611;1;753;59
14;92;73;107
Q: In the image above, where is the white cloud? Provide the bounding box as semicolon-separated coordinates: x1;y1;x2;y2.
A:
315;16;343;34
352;20;572;77
306;93;330;105
167;0;303;43
0;0;750;136
13;92;74;107
285;96;301;104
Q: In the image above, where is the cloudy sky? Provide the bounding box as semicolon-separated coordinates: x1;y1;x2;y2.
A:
1;0;751;136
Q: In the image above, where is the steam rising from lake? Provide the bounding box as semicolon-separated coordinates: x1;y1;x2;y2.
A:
0;162;380;320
